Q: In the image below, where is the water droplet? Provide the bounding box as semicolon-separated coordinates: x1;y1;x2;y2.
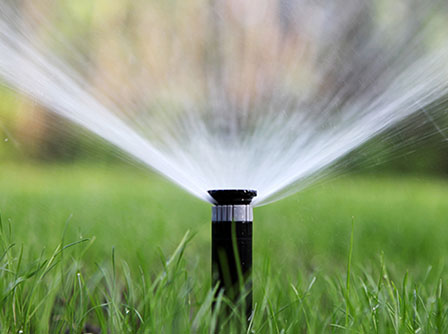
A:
77;272;81;277
125;308;130;314
4;138;8;142
19;330;23;334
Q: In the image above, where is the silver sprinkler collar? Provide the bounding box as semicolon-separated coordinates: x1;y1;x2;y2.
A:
211;205;253;222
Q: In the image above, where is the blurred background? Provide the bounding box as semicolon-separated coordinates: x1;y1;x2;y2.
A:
0;0;447;269
1;0;448;174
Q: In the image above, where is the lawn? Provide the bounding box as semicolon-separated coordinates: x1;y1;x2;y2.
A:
0;163;448;333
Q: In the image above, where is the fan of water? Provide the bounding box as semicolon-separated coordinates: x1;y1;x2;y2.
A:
0;0;448;205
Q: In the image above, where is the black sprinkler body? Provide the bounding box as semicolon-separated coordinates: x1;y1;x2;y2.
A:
208;189;256;320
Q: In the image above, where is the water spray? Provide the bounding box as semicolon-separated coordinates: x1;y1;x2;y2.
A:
208;189;256;319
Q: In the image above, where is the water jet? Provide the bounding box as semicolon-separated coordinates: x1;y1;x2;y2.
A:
209;189;256;319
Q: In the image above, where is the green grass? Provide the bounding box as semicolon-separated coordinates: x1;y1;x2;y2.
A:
1;163;448;332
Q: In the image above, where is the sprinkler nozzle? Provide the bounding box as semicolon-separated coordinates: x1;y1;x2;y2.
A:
208;189;257;205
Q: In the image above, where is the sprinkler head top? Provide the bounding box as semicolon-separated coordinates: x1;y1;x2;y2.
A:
208;189;257;205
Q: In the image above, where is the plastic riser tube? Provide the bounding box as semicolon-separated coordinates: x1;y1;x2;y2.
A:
212;216;253;317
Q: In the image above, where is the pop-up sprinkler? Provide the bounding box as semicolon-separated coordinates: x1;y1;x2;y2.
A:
208;189;256;319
